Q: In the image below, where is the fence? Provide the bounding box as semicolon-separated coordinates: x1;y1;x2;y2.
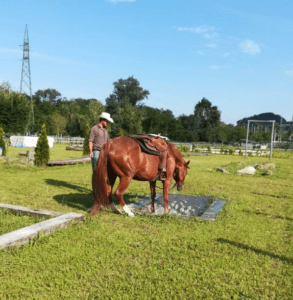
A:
51;136;84;145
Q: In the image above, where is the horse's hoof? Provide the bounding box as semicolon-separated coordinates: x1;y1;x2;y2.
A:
122;205;135;217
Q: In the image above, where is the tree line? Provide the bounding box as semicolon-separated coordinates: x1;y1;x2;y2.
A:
0;77;290;143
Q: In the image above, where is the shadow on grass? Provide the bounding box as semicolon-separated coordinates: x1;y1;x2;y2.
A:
46;179;139;212
217;238;293;265
45;179;90;193
243;209;293;221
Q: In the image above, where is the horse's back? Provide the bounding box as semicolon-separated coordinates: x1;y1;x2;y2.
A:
106;136;159;180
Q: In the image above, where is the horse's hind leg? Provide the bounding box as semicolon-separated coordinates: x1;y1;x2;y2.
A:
107;170;120;214
150;181;156;213
114;176;135;217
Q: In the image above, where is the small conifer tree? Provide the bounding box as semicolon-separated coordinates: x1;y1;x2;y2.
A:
83;124;91;155
35;123;50;166
0;127;7;156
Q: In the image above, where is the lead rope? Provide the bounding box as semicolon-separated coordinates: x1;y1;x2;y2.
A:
155;181;177;191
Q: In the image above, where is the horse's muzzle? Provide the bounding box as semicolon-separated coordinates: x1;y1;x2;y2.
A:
177;185;184;191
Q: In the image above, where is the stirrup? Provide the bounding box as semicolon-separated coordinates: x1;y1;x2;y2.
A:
159;169;167;181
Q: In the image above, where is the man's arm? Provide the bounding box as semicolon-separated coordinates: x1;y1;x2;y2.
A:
89;142;93;157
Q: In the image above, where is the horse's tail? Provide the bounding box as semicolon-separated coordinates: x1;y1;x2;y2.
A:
92;144;110;207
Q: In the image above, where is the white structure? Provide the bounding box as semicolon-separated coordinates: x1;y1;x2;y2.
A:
10;136;54;148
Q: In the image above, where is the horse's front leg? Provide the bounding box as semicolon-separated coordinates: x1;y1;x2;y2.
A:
149;181;156;213
163;179;172;213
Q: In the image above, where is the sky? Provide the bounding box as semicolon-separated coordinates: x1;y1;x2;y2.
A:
0;0;292;125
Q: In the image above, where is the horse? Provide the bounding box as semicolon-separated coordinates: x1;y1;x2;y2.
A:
89;136;189;217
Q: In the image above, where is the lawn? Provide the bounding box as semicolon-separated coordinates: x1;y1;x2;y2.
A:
0;144;292;299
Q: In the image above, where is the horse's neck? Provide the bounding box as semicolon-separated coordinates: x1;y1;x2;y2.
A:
168;143;184;165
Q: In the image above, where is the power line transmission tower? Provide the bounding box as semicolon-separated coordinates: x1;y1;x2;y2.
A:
20;24;34;129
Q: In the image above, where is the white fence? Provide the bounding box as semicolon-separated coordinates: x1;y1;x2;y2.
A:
51;136;84;145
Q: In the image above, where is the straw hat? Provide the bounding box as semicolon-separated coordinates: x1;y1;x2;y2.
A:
100;112;114;123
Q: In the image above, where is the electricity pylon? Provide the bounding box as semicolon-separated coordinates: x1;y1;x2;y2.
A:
20;24;34;129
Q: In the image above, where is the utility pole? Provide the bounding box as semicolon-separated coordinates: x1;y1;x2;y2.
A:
20;24;34;131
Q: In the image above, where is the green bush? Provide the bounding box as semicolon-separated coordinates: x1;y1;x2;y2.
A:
34;124;50;167
176;145;190;153
220;145;227;154
239;149;243;156
0;127;7;156
83;124;91;155
228;147;235;155
207;145;211;153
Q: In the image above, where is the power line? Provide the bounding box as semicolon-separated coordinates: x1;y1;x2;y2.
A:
20;24;34;129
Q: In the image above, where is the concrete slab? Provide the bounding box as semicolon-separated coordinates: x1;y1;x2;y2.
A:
128;194;226;220
0;203;62;218
0;212;84;249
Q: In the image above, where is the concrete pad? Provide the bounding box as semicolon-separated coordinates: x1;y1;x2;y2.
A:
128;194;225;220
0;212;84;249
0;203;62;218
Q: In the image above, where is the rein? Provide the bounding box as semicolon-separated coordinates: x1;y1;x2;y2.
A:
155;181;177;191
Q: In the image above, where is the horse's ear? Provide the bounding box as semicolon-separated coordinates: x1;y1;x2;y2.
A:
186;160;190;168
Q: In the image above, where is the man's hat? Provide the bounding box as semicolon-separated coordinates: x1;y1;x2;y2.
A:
100;112;114;123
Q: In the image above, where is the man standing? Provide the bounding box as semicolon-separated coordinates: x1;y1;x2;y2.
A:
88;112;114;171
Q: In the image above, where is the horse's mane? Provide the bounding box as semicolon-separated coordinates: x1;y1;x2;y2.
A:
167;141;185;164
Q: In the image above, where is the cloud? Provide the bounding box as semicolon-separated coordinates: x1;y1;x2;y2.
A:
206;43;217;48
209;65;230;70
0;47;22;55
285;70;293;75
177;25;218;39
107;0;136;3
239;39;260;54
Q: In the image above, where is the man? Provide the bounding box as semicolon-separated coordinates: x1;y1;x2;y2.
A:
88;112;114;171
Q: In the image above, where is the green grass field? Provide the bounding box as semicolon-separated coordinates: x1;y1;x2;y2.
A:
0;209;47;235
0;144;292;299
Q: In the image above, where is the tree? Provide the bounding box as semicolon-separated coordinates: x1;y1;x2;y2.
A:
83;124;91;155
34;89;62;104
0;90;31;134
0;127;7;156
51;112;67;136
0;81;12;92
111;104;143;137
106;76;149;114
88;100;104;126
34;124;50;166
194;98;221;141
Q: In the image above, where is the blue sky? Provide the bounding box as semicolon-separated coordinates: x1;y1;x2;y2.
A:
1;0;292;124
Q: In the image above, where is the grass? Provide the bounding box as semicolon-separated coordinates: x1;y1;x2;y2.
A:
0;144;292;299
0;209;47;235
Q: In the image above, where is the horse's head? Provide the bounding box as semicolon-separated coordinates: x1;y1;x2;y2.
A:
173;160;190;191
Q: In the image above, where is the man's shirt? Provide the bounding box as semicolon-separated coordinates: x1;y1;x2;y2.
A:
88;124;110;150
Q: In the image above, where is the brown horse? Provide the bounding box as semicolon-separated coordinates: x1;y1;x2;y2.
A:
89;136;189;217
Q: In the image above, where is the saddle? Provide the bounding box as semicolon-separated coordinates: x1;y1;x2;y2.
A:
128;134;161;156
129;134;168;181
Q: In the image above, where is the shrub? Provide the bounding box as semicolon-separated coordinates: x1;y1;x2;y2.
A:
220;145;226;154
83;124;91;155
34;124;50;166
176;145;190;153
228;147;235;155
239;149;243;156
0;127;7;156
207;145;211;153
